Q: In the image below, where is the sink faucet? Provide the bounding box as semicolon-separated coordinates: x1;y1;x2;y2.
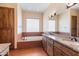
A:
71;37;77;42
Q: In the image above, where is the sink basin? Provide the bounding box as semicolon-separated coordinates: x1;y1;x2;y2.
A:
61;38;70;41
58;38;79;47
61;39;79;51
59;38;71;41
61;40;79;46
61;38;78;42
70;42;79;46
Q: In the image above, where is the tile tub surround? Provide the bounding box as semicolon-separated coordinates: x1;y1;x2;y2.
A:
43;34;79;52
18;36;42;42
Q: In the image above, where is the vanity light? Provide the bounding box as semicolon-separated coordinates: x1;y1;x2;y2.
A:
49;14;54;20
66;3;77;9
48;13;56;20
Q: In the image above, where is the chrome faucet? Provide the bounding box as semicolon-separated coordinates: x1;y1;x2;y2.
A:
71;37;77;42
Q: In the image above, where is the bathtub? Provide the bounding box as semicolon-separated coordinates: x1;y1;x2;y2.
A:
17;36;42;42
17;36;42;49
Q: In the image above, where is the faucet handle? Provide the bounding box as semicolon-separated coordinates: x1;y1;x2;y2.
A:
71;37;77;42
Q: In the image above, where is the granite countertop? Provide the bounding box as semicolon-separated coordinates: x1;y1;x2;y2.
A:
43;34;79;52
0;43;11;53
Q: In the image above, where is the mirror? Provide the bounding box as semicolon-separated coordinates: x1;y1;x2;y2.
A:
71;16;77;37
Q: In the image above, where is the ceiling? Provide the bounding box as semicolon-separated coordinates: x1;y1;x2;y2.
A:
46;3;67;15
46;3;79;15
70;4;79;11
20;3;49;12
20;3;79;14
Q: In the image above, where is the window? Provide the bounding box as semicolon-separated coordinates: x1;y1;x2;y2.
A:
26;19;39;32
48;20;55;31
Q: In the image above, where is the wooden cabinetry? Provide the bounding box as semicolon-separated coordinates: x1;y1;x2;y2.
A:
47;37;53;56
42;35;79;56
42;36;47;52
0;7;14;49
54;46;66;56
54;41;78;56
42;36;54;56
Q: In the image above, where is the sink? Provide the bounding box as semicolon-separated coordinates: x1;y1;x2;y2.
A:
58;38;79;47
61;40;79;46
59;38;71;41
61;38;70;41
61;38;78;42
59;39;79;51
70;42;79;46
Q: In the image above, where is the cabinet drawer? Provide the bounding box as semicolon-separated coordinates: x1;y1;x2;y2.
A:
47;41;53;47
47;38;53;44
54;41;78;56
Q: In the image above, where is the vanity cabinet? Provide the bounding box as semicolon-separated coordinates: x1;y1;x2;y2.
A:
47;37;53;56
53;46;66;56
42;36;54;56
42;36;47;52
54;41;79;56
42;35;79;56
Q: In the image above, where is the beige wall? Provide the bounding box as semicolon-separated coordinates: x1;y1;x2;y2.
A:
17;4;22;34
43;3;67;32
55;15;59;32
43;10;49;32
43;8;59;32
43;8;71;33
22;11;43;32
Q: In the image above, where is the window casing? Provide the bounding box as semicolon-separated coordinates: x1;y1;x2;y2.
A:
48;20;55;32
26;18;39;32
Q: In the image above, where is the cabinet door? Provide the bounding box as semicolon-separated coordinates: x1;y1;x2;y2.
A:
0;8;4;28
54;46;66;56
42;36;47;52
54;41;78;56
47;38;53;56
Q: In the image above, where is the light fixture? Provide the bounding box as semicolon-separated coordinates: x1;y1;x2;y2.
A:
48;13;53;20
48;12;56;20
66;3;74;6
66;3;77;9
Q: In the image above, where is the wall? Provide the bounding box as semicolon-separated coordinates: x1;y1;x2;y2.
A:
43;11;49;32
17;4;22;34
58;10;71;33
16;4;22;42
43;8;59;32
22;11;43;32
